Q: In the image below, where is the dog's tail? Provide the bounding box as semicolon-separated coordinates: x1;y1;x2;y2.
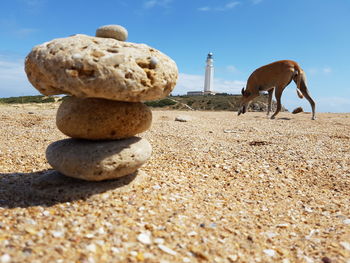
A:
296;88;303;99
294;65;304;99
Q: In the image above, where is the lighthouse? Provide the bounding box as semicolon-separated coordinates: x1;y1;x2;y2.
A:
204;52;214;94
186;52;216;96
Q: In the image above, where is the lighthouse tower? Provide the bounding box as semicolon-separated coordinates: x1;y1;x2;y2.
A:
204;52;214;94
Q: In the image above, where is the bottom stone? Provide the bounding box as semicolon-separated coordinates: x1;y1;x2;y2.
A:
46;137;152;181
30;169;147;201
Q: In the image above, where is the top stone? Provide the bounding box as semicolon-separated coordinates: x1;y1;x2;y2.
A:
25;34;178;102
96;25;128;41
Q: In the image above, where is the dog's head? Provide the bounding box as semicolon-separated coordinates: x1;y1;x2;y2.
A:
237;87;252;116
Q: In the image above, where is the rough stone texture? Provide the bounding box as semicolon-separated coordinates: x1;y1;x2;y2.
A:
46;137;152;181
1;103;349;262
96;25;128;41
25;34;178;102
56;97;152;140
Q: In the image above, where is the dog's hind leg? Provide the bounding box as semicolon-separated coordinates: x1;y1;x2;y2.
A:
300;86;316;120
267;88;274;117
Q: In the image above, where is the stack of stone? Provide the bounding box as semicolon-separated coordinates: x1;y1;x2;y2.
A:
25;25;178;181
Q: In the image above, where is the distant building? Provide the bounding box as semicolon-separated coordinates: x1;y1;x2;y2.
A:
187;52;217;96
187;91;204;96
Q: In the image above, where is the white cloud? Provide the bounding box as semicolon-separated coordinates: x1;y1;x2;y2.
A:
322;67;332;74
19;0;46;14
214;78;245;93
226;65;238;73
307;67;332;76
251;0;263;5
14;28;38;38
0;55;37;97
22;0;44;6
308;68;318;75
198;6;210;12
198;1;240;12
0;17;38;39
144;0;157;8
144;0;172;8
224;1;240;9
172;73;245;95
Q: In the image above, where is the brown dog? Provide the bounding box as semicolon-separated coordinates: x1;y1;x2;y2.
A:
238;60;316;120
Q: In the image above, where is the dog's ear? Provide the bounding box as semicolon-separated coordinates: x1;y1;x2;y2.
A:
241;87;251;97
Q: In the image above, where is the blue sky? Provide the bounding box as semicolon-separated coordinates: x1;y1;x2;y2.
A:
0;0;349;112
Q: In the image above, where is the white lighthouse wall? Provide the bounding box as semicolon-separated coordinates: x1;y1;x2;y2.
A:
204;59;214;92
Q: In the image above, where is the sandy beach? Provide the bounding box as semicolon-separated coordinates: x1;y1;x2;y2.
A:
0;103;349;262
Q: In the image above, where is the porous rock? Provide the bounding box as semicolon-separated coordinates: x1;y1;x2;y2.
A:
46;137;152;181
56;97;152;140
96;25;128;41
25;34;178;102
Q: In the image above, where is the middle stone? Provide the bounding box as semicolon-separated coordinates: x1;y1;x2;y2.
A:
56;96;152;140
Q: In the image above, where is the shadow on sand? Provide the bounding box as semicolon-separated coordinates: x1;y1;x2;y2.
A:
0;169;141;208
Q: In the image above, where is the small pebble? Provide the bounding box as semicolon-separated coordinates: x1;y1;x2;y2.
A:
262;231;278;239
228;255;238;261
223;129;236;133
51;231;63;238
340;241;350;251
130;251;138;257
158;245;177;256
137;233;152;245
42;210;50;216
0;254;11;263
86;244;97;253
154;238;165;244
343;218;350;224
97;227;105;235
292;107;304;114
263;249;276;257
187;231;197;236
276;223;289;228
209;222;217;228
85;233;94;239
136;252;144;261
175;115;192;122
321;256;332;263
95;24;128;41
111;247;120;254
150;56;159;68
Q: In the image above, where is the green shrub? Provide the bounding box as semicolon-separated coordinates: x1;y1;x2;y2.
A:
0;95;55;104
144;98;177;107
187;100;194;106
